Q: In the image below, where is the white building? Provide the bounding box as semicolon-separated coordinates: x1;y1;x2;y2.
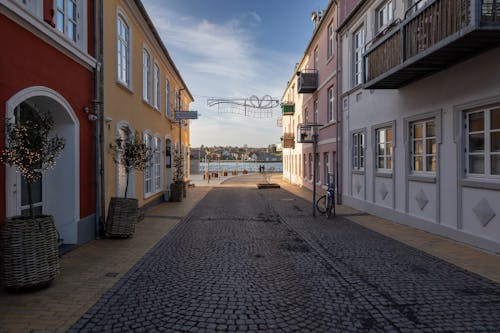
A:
339;0;500;252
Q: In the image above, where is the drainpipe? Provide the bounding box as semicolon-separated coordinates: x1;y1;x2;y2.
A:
92;0;100;239
98;0;105;234
335;0;342;205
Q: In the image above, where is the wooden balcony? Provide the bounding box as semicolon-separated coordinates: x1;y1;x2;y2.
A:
297;70;318;93
281;102;295;116
364;0;500;89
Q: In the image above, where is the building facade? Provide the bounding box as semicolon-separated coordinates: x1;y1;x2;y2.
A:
339;0;500;252
282;0;343;196
0;0;97;245
102;0;193;214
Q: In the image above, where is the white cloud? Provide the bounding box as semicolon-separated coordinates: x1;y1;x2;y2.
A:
143;1;296;147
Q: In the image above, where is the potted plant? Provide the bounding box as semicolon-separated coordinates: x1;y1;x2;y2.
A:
170;152;184;202
107;129;152;237
0;111;65;289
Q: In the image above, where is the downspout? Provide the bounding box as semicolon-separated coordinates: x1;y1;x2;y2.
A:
99;0;105;234
335;0;342;205
92;0;100;239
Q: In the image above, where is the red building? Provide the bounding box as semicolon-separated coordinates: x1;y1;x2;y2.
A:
0;0;97;245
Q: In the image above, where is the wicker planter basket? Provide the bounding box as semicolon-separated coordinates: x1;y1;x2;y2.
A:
170;182;184;202
105;197;138;237
0;215;60;289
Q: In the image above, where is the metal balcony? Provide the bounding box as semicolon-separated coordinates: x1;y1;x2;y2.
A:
281;102;295;116
364;0;500;89
297;70;318;93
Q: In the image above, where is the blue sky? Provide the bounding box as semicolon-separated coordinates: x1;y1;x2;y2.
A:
142;0;329;147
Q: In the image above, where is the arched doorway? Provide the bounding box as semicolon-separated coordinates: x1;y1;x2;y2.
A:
5;87;79;244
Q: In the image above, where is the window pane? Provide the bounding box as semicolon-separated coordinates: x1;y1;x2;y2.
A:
68;2;75;20
413;156;423;171
386;128;393;142
378;129;386;143
491;132;500;152
491;108;500;130
414;140;423;154
426;120;435;137
469;112;484;132
469;133;484;152
469;155;485;174
492;155;500;175
414;123;423;138
386;157;392;169
378;157;385;169
426;156;436;172
68;22;76;41
56;13;64;32
57;0;64;9
378;143;385;156
387;143;393;156
427;139;437;154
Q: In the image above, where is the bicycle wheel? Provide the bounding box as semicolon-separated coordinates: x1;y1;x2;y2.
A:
316;195;327;214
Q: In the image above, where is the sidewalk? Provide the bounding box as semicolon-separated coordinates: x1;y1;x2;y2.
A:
0;187;211;333
274;175;500;284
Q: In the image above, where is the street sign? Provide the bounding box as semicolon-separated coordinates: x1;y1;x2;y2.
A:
174;111;198;120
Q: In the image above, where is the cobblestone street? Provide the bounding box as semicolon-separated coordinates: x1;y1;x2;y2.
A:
69;184;500;333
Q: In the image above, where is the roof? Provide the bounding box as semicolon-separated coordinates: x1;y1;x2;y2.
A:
134;0;194;102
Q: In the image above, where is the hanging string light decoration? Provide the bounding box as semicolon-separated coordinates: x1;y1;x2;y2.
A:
206;95;279;119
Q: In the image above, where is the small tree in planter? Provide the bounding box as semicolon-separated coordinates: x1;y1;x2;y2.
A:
107;128;152;237
170;151;184;202
0;111;65;289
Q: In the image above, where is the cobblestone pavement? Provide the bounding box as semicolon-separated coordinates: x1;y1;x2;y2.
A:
69;187;500;332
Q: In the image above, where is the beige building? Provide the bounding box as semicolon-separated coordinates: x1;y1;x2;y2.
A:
101;0;193;213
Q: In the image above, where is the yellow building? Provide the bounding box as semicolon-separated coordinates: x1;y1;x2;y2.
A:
102;0;193;213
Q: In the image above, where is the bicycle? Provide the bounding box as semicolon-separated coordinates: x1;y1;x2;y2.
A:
316;177;335;218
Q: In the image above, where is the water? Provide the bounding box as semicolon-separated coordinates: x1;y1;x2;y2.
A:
199;161;282;173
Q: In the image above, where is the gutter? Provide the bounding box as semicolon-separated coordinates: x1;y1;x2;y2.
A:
99;0;105;234
92;0;100;239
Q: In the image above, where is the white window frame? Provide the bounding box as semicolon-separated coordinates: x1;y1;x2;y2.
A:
142;48;152;103
143;132;153;196
117;14;131;87
353;26;365;87
352;131;365;171
376;0;394;32
16;0;42;17
375;126;393;172
410;118;437;174
55;0;78;42
327;22;334;59
153;63;161;110
166;79;172;119
314;99;319;124
327;86;335;123
465;107;500;177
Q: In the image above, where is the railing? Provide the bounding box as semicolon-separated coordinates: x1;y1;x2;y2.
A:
364;0;500;87
365;29;401;83
404;0;471;59
297;69;318;93
482;0;500;24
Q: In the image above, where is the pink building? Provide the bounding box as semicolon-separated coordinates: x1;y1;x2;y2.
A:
282;0;343;199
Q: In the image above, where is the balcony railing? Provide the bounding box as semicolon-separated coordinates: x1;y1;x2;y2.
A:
364;0;500;89
281;102;295;116
297;69;318;93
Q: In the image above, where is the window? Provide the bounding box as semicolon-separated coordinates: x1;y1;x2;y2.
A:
314;46;319;70
144;133;153;194
324;152;330;185
376;126;393;171
308;153;312;180
376;0;393;32
55;0;78;42
117;15;130;85
352;132;365;170
166;79;172;119
154;137;161;191
410;119;436;173
153;64;161;110
142;49;151;102
305;107;310;124
353;27;365;86
314;100;319;124
327;23;334;59
465;107;500;176
327;86;335;122
174;90;179;111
